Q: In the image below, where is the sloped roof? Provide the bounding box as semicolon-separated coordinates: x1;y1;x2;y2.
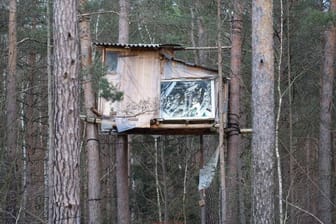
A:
93;42;184;50
160;52;218;73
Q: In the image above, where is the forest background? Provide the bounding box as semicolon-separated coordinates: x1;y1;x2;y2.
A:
0;0;335;223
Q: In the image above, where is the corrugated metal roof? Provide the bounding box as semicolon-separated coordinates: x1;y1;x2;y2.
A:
93;42;184;50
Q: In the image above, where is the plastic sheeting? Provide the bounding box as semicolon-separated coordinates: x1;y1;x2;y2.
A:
115;117;136;132
160;80;215;120
198;146;219;190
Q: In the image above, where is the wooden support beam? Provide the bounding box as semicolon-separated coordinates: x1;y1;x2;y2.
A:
80;115;102;124
240;128;253;134
80;115;253;135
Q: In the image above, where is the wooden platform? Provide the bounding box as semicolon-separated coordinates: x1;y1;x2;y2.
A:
81;115;218;135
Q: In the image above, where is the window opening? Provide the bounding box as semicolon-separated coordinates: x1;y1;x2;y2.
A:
106;51;118;72
160;79;215;120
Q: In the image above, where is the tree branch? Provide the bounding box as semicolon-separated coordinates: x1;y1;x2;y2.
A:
284;200;324;224
80;10;119;17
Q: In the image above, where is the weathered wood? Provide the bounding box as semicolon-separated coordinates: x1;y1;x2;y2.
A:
80;115;253;136
97;45;220;131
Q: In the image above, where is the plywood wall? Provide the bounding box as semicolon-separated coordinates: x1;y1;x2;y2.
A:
98;48;218;130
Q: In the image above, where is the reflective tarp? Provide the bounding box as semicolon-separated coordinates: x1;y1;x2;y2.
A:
101;118;115;133
160;80;215;120
198;146;219;190
115;117;136;132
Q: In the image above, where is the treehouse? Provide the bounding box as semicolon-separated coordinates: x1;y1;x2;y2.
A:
94;42;228;135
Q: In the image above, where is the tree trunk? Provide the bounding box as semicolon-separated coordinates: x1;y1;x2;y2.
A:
318;1;336;222
119;0;130;43
47;0;54;221
5;0;18;221
117;1;130;223
25;47;39;224
51;0;81;223
251;0;275;223
217;0;227;222
160;139;168;224
79;4;102;222
116;135;130;224
199;136;206;224
189;6;198;64
226;0;243;223
195;0;207;66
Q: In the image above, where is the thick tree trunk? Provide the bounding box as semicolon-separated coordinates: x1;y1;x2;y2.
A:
226;0;243;223
51;0;81;223
318;1;336;222
79;7;102;223
251;0;275;223
5;0;18;221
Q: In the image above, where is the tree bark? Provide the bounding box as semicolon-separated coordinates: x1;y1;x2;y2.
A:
318;1;336;223
79;3;102;223
116;135;130;224
51;0;81;223
226;0;243;223
119;0;130;43
195;0;207;66
160;139;168;224
47;0;54;221
199;136;206;224
251;0;275;223
5;0;18;221
217;0;227;222
117;1;131;223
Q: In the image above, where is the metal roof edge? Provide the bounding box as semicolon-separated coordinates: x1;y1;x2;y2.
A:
93;42;184;50
160;52;218;73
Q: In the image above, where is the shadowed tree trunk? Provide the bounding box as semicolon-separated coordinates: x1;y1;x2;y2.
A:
5;0;18;222
318;1;336;223
217;0;227;222
251;0;275;223
195;0;207;66
116;135;130;224
79;1;102;223
51;0;81;223
226;0;243;223
47;0;53;221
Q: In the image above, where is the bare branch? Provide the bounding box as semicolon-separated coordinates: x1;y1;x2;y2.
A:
17;38;41;45
284;200;324;224
80;10;119;17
